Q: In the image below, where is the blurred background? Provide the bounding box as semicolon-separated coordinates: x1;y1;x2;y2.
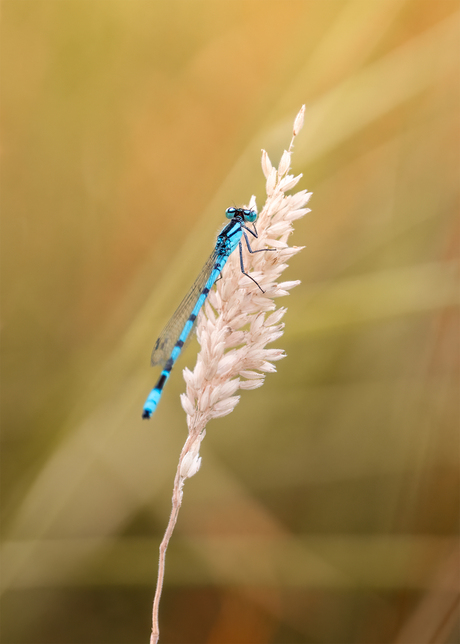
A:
1;1;459;642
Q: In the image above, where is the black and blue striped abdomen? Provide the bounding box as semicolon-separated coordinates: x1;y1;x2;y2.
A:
142;238;238;419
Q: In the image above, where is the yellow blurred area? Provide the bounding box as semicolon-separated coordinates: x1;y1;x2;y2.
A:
1;1;459;643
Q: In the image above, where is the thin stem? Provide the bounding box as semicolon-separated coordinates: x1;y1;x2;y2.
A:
150;441;191;644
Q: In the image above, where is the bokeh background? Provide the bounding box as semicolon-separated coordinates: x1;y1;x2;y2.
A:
1;1;459;643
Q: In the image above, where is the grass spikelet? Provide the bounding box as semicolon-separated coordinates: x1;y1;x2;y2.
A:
150;106;311;644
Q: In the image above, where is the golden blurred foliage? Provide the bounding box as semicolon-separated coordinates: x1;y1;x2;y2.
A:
1;1;458;642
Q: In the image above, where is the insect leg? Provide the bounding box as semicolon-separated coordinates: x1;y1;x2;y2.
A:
239;241;265;293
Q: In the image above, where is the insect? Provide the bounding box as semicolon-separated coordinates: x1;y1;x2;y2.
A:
142;207;275;418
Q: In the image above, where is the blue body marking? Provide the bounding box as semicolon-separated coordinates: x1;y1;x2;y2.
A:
142;207;273;418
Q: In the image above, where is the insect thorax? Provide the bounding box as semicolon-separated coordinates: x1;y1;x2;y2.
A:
217;220;242;254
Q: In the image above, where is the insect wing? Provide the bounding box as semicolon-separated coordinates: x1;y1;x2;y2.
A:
151;250;221;366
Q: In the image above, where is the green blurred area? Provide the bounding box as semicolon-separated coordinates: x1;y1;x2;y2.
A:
1;1;459;643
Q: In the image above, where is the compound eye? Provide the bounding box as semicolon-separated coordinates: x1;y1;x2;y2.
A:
225;207;236;219
243;209;257;223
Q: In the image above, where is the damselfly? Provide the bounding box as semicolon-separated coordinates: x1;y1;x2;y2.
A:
142;207;275;418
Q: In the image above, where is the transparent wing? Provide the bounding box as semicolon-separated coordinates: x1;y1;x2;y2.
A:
151;249;220;366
